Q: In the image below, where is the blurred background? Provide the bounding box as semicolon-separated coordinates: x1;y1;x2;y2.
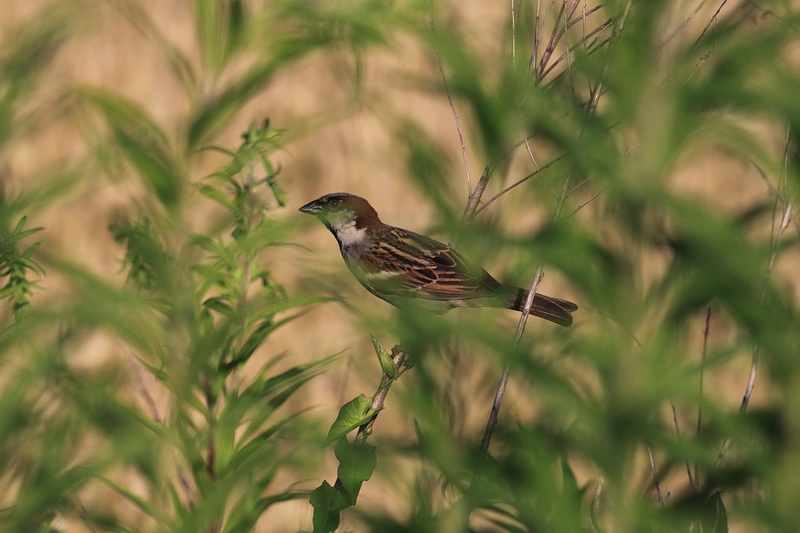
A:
2;1;799;532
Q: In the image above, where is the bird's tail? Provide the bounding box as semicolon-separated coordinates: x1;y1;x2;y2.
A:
506;288;578;327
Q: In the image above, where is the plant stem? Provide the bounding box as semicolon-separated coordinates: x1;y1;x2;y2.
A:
480;268;544;454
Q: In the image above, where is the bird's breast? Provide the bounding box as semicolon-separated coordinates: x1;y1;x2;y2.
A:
333;221;368;247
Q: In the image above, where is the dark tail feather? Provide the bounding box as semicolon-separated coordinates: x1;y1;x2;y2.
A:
507;288;577;327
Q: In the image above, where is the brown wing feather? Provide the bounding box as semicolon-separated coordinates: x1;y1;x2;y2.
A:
357;227;502;301
350;226;578;325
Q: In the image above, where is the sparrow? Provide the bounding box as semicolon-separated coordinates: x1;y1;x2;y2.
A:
299;192;577;326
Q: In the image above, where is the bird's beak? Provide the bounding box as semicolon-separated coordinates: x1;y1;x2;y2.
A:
298;199;322;215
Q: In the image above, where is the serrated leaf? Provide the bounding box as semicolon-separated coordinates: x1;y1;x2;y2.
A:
323;394;373;446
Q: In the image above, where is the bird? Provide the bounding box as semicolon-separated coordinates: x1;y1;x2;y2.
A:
299;192;577;326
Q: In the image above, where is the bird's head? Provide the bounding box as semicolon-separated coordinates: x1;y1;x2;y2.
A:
298;193;380;233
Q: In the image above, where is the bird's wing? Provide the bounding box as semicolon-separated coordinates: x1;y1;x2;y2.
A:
355;226;501;301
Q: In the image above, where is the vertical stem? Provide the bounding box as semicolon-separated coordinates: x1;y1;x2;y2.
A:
647;445;668;507
480;365;511;454
460;170;491;226
694;307;711;486
480;268;544;454
203;372;219;533
333;347;407;489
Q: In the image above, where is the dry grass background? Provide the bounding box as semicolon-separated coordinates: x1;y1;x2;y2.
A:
3;1;799;531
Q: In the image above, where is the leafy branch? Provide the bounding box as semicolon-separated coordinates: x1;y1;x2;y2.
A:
311;339;409;533
0;217;44;323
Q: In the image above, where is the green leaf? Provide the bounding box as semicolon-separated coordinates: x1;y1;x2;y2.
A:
589;497;607;533
323;394;374;446
195;0;246;74
249;296;334;323
79;88;183;207
229;413;307;476
202;296;234;318
371;334;398;379
223;318;273;371
255;490;309;514
187;61;279;149
95;474;174;527
257;355;333;399
334;438;376;505
700;492;728;533
196;183;235;208
310;481;347;533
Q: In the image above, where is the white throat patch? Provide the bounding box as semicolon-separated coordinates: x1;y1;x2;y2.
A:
335;220;367;247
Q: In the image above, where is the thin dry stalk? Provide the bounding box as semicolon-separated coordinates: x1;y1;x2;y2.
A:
664;0;708;45
754;162;800;237
668;306;714;494
717;138;795;467
473;155;565;217
480;268;544;454
693;307;712;488
459;170;491;226
203;375;218;533
479;364;512;454
669;399;698;492
541;16;612;79
538;0;582;78
125;346;162;423
512;0;519;63
478;0;604;458
126;346;197;504
716;350;758;467
532;0;557;72
563;187;604;219
695;0;730;45
430;14;472;195
647;445;669;507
